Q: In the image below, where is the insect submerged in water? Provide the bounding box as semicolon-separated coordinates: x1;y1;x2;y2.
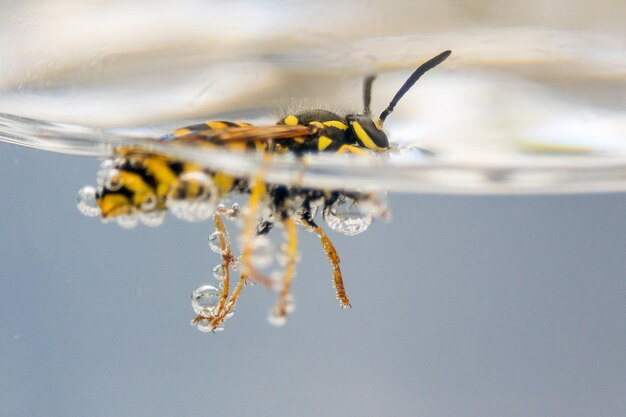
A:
76;50;452;331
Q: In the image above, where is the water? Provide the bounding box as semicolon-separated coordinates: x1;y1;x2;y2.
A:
1;1;625;417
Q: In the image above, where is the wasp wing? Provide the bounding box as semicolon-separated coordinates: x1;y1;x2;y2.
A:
166;124;316;145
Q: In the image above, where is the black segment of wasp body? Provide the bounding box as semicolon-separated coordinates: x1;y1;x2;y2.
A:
79;50;452;331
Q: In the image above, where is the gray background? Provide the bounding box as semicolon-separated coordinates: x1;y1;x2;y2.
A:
1;144;625;417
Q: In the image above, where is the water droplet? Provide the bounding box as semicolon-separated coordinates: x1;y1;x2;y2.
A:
76;186;101;217
249;236;273;269
231;255;241;271
167;172;217;222
216;203;227;214
140;194;158;211
226;203;240;220
208;231;225;253
269;271;283;292
323;196;372;235
267;307;288;327
258;205;274;223
102;168;123;191
195;318;213;333
191;285;221;318
276;244;301;266
283;294;296;314
116;214;139;229
96;160;115;188
139;210;165;227
212;264;226;281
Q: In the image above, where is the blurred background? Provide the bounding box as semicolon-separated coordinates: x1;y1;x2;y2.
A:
1;1;625;416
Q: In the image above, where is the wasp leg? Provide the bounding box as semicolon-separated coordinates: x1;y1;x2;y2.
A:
240;153;273;287
274;217;298;318
302;217;351;308
209;272;248;330
212;213;233;317
192;212;238;330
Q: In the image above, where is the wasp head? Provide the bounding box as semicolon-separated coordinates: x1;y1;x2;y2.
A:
345;114;390;151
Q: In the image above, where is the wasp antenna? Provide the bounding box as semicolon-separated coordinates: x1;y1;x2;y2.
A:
363;74;376;116
378;50;452;124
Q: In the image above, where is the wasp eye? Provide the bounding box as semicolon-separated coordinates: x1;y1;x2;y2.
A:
347;115;389;150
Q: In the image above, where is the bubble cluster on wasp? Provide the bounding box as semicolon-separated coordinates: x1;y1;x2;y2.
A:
77;151;389;332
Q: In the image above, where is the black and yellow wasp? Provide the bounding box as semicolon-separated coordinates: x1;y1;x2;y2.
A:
75;50;452;331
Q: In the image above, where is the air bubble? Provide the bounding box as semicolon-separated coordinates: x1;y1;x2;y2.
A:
323;196;373;235
103;168;123;191
191;285;221;318
226;203;240;220
269;271;283;292
212;264;226;281
96;159;115;188
116;214;139;229
140;194;158;212
215;203;227;215
231;255;241;271
283;294;296;314
208;231;225;253
167;172;218;222
139;210;165;227
277;244;301;266
267;307;288;327
76;186;101;217
195;318;213;333
249;236;273;269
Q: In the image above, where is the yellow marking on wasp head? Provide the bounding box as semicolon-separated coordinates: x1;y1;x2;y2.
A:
318;135;333;151
351;121;385;151
323;120;348;130
284;115;299;126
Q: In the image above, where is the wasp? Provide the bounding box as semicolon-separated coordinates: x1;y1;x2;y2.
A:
76;50;452;331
